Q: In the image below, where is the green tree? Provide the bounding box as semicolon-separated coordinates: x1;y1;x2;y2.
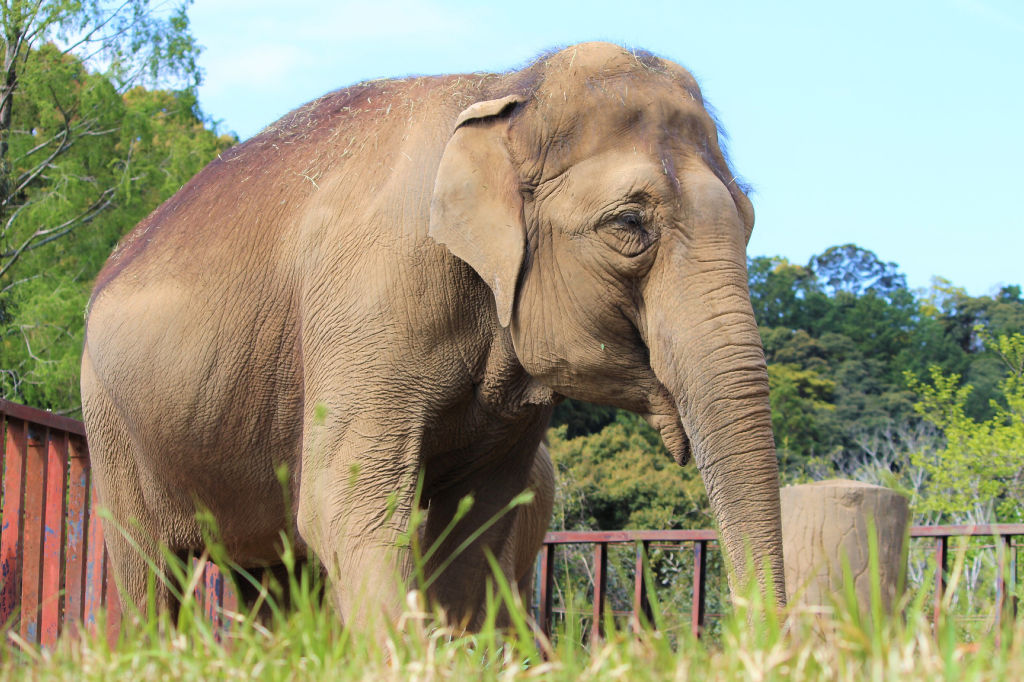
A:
1;0;200;285
550;398;618;439
548;411;710;531
907;332;1024;522
0;3;233;411
809;243;906;302
747;255;823;330
767;362;837;469
1;77;233;410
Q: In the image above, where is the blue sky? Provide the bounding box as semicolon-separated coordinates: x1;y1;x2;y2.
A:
188;0;1022;297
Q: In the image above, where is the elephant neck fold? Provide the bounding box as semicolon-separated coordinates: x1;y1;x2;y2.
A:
474;327;556;422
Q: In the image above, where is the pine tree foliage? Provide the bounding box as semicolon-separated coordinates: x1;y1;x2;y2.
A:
0;1;234;411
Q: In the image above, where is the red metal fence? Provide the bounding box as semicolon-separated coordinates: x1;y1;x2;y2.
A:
0;400;237;646
536;525;1024;641
3;399;1023;647
0;399;131;647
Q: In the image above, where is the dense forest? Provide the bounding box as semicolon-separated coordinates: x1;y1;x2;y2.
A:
3;6;1022;536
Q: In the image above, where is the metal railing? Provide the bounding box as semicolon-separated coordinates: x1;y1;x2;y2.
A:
537;529;718;641
535;526;1024;640
3;399;1023;647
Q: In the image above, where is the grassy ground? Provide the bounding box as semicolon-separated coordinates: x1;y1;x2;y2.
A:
2;544;1022;682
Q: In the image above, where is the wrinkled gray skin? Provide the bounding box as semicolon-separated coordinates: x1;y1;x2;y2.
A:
81;42;784;631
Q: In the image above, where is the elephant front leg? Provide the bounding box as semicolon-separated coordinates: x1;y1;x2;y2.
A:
296;422;421;632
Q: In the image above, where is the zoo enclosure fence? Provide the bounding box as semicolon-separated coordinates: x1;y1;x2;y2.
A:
2;399;1022;647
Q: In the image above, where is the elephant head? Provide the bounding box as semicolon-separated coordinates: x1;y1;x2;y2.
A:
430;43;785;603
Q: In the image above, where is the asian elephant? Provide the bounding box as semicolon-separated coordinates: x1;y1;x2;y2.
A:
81;42;785;630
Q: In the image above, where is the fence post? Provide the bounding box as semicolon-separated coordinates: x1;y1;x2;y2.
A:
933;535;948;625
592;542;607;642
20;424;48;644
63;435;91;635
40;430;69;646
83;493;107;630
538;543;554;639
205;562;224;636
1011;537;1019;622
995;534;1013;645
691;539;706;639
632;540;651;633
1;416;27;628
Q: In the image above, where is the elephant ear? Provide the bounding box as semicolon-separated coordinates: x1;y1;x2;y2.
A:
430;95;524;328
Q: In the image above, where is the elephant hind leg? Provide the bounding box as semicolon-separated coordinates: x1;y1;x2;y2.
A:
506;442;555;618
511;442;555;584
81;350;178;618
423;441;555;630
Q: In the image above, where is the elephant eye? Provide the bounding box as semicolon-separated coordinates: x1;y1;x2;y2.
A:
617;211;643;230
601;209;657;258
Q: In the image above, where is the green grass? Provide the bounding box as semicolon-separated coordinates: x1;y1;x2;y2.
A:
3;491;1019;680
3;537;1023;681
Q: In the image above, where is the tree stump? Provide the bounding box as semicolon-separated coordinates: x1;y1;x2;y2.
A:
780;479;909;613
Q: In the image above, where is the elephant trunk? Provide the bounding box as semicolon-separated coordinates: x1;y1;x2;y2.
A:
646;257;786;606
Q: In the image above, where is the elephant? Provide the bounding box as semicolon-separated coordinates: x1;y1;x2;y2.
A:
81;42;785;630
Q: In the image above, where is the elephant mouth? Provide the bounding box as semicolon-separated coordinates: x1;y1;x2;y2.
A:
642;411;691;466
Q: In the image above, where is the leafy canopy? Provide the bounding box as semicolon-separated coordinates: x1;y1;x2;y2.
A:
0;2;233;412
908;331;1024;522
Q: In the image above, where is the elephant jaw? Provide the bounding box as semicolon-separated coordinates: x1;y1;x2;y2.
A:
643;411;691;466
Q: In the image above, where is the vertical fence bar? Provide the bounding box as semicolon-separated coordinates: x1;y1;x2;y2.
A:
1011;537;1019;621
63;435;90;634
994;534;1010;645
538;543;554;639
221;566;238;639
0;417;27;627
205;563;224;636
933;535;948;625
40;431;68;646
83;491;107;631
691;539;707;639
105;554;122;647
591;542;607;643
632;540;651;633
19;425;48;643
192;557;205;608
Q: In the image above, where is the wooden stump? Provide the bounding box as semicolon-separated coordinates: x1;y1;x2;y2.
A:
780;479;909;613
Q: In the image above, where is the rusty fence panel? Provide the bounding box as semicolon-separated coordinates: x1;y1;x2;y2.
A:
0;400;236;647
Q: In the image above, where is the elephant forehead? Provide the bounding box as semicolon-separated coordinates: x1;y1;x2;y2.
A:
536;151;672;216
539;42;702;101
514;80;717;184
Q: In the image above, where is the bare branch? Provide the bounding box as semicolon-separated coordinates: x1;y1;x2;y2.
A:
58;1;138;56
0;186;115;279
1;127;71;207
1;194;37;239
0;270;41;295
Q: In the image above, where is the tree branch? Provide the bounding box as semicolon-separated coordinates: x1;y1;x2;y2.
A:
0;186;115;279
0;270;41;295
0;126;70;208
